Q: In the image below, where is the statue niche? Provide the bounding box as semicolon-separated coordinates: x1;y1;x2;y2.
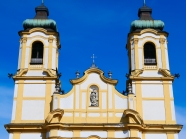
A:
89;85;99;107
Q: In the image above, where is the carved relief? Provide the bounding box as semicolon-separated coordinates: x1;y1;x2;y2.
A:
130;69;143;77
45;109;64;123
48;37;54;43
134;38;139;45
90;85;99;107
159;68;174;78
20;37;27;44
159;38;165;44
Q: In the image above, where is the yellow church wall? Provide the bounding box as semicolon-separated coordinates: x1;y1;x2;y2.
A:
6;23;182;139
57;72;129;124
11;80;55;123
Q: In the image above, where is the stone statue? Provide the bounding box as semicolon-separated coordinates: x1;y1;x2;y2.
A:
90;89;98;106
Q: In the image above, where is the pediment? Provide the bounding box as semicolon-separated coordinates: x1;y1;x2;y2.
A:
70;68;118;85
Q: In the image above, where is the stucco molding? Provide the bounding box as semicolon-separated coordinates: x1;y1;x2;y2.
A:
70;68;118;85
124;109;144;125
158;68;174;78
130;69;144;77
45;109;64;123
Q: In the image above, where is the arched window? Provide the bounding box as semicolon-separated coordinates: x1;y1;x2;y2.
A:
30;41;44;64
144;42;157;65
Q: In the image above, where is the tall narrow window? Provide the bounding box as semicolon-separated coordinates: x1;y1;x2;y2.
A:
30;41;43;64
144;42;157;65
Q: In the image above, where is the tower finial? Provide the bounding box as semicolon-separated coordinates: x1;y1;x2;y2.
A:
42;0;44;4
90;54;98;68
144;0;146;6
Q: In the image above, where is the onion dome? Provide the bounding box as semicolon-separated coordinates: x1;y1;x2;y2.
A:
23;3;57;31
130;4;164;32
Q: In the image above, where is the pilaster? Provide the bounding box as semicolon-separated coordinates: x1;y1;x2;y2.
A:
160;37;166;69
134;38;139;70
48;35;54;69
20;37;27;69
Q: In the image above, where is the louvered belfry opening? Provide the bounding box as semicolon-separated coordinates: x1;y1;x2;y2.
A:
144;42;157;65
30;41;44;64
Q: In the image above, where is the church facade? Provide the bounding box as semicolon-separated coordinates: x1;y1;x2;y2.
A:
5;2;182;139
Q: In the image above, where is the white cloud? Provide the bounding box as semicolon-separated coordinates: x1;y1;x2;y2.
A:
0;86;14;119
175;106;186;139
0;86;14;139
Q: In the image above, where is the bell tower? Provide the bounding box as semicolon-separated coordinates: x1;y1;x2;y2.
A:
6;3;60;139
18;3;60;71
126;3;181;139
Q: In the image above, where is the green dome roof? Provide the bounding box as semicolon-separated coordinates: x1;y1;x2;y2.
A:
130;20;164;32
23;19;57;31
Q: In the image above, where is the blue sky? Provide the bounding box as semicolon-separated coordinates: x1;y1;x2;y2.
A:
0;0;185;138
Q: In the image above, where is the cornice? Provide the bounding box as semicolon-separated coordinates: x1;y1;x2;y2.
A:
70;68;118;85
5;109;182;133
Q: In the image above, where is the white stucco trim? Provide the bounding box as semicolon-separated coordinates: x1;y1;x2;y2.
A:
145;133;167;139
82;113;86;117
76;85;79;109
157;49;162;68
109;113;113;117
88;113;100;117
140;71;163;77
80;73;107;90
131;49;135;70
27;32;49;38
21;100;45;120
141;81;163;84
23;84;46;97
138;33;161;39
11;100;16;120
132;82;136;95
169;85;173;98
114;94;128;109
17;47;22;69
138;49;143;69
171;101;176;121
25;48;29;68
108;85;112;109
75;113;79;117
53;96;58;110
82;93;86;109
51;83;55;95
129;98;134;109
143;100;166;120
102;93;106;109
80;131;107;138
9;133;13;139
25;71;47;76
114;131;130;138
63;113;73;117
20;133;42;139
58;130;73;137
165;49;170;70
102;113;107;117
52;48;56;69
14;84;18;98
174;134;178;139
44;48;49;69
142;84;164;98
138;131;142;138
115;113;123;117
60;93;74;109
